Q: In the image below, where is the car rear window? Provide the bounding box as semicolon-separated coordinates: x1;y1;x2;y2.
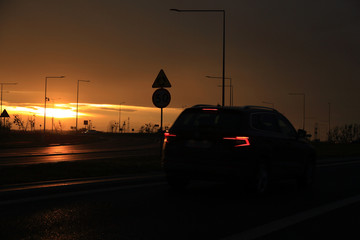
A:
170;109;247;132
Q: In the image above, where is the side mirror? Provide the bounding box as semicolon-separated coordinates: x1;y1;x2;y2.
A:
297;129;312;139
297;129;306;138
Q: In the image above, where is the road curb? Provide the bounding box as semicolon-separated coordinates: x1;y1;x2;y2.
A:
317;156;360;167
0;172;166;198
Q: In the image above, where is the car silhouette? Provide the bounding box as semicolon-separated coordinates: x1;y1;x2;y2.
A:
162;105;316;194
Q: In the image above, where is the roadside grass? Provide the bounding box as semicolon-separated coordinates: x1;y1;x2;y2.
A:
312;142;360;159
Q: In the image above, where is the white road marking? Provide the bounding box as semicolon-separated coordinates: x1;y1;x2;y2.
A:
222;194;360;240
0;182;167;206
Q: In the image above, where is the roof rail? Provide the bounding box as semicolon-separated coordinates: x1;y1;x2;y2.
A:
191;104;218;108
243;105;277;111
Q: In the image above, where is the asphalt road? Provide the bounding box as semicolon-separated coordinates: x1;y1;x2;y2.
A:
2;159;360;240
0;142;160;166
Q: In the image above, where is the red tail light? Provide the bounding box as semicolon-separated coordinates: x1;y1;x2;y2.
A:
164;132;176;143
223;136;250;147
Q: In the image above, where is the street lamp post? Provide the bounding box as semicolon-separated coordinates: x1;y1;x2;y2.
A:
328;102;331;141
289;93;306;130
118;102;125;133
76;80;90;132
50;98;61;132
0;82;17;113
0;82;17;127
171;8;226;106
206;76;233;106
44;76;65;133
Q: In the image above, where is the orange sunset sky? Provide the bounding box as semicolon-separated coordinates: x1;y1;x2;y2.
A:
0;0;359;138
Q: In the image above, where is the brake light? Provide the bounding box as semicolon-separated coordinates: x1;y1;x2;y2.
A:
223;136;250;147
164;132;176;143
202;108;218;111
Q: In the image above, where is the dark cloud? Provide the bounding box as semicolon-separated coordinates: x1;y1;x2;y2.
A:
1;0;359;136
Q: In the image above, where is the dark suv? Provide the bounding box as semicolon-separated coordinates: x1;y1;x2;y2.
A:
162;105;316;193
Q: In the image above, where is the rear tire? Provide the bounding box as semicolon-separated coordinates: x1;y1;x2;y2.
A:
247;165;269;195
298;159;315;189
166;174;189;191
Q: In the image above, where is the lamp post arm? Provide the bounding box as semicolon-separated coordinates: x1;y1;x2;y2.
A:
171;9;226;106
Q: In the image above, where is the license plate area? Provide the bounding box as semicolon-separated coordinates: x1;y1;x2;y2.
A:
186;139;212;149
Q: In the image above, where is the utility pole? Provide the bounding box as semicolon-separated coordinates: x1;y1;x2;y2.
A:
289;93;306;130
76;80;90;131
118;102;125;133
44;76;65;133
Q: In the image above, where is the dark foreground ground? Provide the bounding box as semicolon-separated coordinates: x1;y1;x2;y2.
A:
1;132;360;239
1;131;360;187
2;159;360;240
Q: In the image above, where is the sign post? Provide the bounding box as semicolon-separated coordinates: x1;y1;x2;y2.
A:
152;69;171;132
0;109;10;128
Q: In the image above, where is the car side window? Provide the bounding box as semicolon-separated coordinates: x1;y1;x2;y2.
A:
251;113;280;133
277;115;297;138
172;110;246;132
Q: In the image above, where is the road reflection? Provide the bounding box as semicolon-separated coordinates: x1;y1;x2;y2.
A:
0;144;159;166
1;142;158;157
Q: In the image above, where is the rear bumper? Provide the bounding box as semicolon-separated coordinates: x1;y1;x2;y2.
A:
162;154;255;181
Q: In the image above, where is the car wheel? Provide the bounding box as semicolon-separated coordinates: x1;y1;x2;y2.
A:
298;159;315;189
166;174;189;190
247;166;269;195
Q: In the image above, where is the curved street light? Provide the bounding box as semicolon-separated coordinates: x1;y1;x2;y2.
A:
44;76;65;133
206;76;233;106
171;8;226;106
328;102;331;141
289;93;306;130
76;80;90;131
118;102;126;133
0;82;17;113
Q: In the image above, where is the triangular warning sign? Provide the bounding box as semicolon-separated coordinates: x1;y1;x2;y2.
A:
152;69;171;88
0;109;10;118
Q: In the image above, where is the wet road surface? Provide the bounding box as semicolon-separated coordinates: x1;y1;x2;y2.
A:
0;140;160;166
2;160;360;239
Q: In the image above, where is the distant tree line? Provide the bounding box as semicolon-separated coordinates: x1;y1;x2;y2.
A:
138;123;168;133
328;123;360;143
139;123;159;133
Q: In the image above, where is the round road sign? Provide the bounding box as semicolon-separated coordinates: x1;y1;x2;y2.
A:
152;88;171;108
